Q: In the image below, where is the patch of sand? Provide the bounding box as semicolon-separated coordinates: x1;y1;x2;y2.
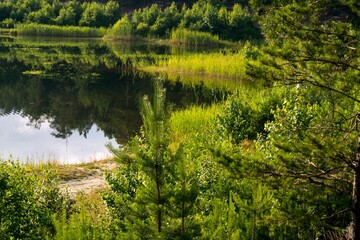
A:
61;176;109;196
60;161;117;197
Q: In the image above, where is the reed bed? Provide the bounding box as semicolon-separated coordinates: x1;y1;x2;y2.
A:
171;28;228;46
16;23;106;38
153;51;247;79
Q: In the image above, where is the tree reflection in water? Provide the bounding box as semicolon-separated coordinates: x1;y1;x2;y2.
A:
0;37;223;162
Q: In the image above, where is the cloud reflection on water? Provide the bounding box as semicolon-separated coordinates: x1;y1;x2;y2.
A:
0;113;117;164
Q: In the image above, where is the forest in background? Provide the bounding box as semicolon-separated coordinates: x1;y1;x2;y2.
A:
1;0;360;239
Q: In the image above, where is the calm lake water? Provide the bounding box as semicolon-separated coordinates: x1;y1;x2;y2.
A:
0;36;225;163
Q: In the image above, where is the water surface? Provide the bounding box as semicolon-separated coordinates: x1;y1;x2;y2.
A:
0;37;224;163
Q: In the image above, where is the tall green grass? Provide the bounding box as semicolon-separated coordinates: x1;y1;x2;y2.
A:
170;104;221;148
143;51;247;79
105;15;133;40
171;28;227;46
16;23;106;38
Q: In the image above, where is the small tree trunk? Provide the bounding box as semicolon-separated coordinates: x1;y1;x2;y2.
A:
156;165;162;233
351;137;360;240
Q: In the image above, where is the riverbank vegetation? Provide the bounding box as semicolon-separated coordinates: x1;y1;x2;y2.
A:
142;49;247;79
1;0;261;44
1;0;360;239
105;1;261;42
15;23;106;38
0;0;120;28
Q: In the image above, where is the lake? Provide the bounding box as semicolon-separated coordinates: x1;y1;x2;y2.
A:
0;36;226;163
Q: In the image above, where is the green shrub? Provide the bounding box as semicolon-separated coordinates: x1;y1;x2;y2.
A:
0;159;70;239
217;99;258;143
217;93;282;144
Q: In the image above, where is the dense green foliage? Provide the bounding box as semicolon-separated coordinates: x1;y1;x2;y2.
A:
106;0;360;238
0;160;70;239
107;2;262;42
217;90;281;144
2;0;360;239
216;0;360;238
0;0;262;41
0;0;120;28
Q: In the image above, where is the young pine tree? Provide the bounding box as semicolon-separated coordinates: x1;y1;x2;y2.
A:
105;80;199;239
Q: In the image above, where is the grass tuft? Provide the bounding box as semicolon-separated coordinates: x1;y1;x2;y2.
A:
171;28;228;46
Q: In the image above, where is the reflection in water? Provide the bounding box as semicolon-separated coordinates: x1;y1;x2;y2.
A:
0;113;117;163
0;37;225;163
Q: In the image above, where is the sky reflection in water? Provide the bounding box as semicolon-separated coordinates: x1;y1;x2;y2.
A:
0;113;117;164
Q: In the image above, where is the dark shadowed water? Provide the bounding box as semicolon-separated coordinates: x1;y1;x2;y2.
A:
0;36;225;163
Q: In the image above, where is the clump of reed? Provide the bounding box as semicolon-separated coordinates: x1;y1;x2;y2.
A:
170;104;221;147
154;51;247;79
16;23;106;38
105;15;133;40
171;28;227;46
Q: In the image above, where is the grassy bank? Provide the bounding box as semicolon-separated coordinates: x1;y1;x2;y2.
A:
15;23;106;38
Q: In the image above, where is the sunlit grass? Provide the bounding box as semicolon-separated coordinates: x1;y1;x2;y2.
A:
171;28;229;46
169;104;221;149
168;52;245;77
139;50;248;82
